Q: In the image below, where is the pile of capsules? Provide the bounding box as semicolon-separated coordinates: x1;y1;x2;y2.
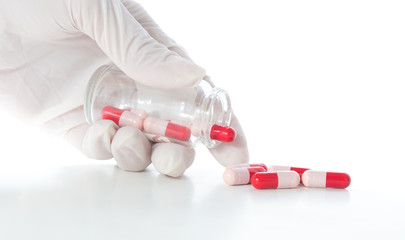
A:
101;106;236;142
223;163;351;189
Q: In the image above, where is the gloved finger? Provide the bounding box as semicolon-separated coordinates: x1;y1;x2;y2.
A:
41;106;116;159
63;123;91;153
151;143;195;178
81;120;119;160
40;106;88;137
119;0;192;60
70;0;205;89
111;126;152;172
209;114;249;167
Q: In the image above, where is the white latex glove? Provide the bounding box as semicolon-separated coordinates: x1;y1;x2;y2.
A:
0;0;249;177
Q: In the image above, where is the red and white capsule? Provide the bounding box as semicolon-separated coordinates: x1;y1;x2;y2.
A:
227;163;268;171
251;171;300;189
302;170;351;189
223;167;266;186
191;122;236;142
129;108;147;119
102;106;144;129
143;117;191;141
268;165;310;176
268;165;310;181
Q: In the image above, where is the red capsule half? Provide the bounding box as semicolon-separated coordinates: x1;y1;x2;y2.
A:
101;106;124;125
210;125;236;142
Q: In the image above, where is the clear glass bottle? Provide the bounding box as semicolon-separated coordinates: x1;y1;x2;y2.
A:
84;64;235;148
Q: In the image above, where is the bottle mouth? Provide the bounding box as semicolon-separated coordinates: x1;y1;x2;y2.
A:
199;87;233;148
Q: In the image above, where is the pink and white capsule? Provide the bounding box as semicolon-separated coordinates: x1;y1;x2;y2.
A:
268;165;310;177
101;106;143;129
302;170;351;189
130;109;147;119
223;167;266;186
143;117;191;141
227;163;268;171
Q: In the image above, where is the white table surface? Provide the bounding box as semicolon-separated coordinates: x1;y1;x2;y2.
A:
0;134;404;240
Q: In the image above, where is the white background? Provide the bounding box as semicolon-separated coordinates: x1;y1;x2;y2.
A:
1;0;405;239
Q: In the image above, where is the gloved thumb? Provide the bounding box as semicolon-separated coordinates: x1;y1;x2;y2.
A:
209;115;250;167
70;0;205;89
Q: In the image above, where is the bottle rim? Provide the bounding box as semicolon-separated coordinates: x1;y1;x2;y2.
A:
199;87;232;148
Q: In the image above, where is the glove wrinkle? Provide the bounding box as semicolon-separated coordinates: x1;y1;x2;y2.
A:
82;120;118;160
151;143;195;178
111;126;152;172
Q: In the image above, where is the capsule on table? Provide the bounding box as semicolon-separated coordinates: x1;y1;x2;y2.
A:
143;117;191;141
101;106;144;129
227;163;268;171
268;165;310;177
251;171;300;189
302;170;351;189
223;167;266;186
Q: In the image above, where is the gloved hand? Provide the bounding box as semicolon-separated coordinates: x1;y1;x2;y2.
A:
0;0;249;177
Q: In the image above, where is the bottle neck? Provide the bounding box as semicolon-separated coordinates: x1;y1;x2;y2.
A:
197;87;233;148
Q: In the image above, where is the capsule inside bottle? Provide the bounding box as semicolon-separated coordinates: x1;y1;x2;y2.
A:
210;124;236;142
